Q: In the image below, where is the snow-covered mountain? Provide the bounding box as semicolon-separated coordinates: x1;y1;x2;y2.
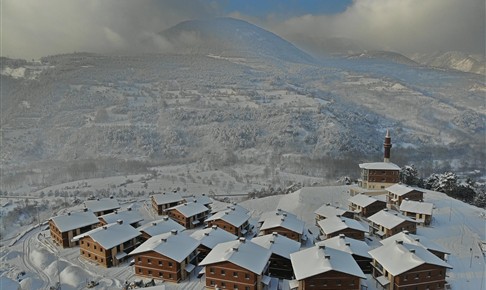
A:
407;51;485;75
346;50;419;66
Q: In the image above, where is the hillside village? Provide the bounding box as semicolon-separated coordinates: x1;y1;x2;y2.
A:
3;132;484;290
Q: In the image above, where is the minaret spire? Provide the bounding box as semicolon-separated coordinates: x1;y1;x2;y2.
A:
384;129;392;163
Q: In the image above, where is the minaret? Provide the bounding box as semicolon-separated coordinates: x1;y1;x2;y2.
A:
384;129;392;163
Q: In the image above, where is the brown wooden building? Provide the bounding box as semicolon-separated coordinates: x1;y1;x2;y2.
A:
290;245;366;290
379;231;450;261
73;221;141;267
368;210;417;239
386;184;424;210
84;197;120;217
190;225;237;262
259;212;305;242
205;209;250;237
348;194;387;218
251;232;300;280
200;238;272;290
314;204;354;225
399;200;433;226
129;230;199;283
98;208;144;228
369;241;452;290
138;217;186;241
166;202;210;229
151;192;185;216
317;216;367;241
49;209;99;248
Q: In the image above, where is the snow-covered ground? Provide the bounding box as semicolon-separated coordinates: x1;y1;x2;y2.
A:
1;185;484;289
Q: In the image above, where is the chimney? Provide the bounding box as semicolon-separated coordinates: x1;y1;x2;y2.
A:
83;208;88;212
103;226;108;230
225;212;229;215
318;244;325;250
403;231;409;235
163;216;168;221
161;238;167;242
239;237;246;243
396;240;403;245
116;219;123;225
384;129;392;163
345;242;351;246
282;213;287;217
339;234;345;239
232;246;239;252
152;222;157;226
127;207;132;211
212;225;218;230
204;232;210;236
68;212;71;216
171;229;178;235
281;217;285;221
110;195;114;199
324;255;331;260
409;249;415;253
114;210;118;214
97;198;100;201
270;240;275;244
414;238;420;242
326;203;330;206
272;232;278;237
384;209;388;212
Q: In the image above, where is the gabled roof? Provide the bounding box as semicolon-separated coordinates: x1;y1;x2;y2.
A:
314;204;350;219
72;222;141;250
386;184;422;196
399;200;433;215
380;232;450;255
317;216;367;235
369;242;452;276
50;210;99;232
187;195;212;205
167;202;209;217
151;192;184;205
99;209;144;226
205;209;250;227
258;209;297;223
138;217;185;237
348;194;384;208
190;226;237;249
200;238;271;274
316;235;371;259
359;162;400;170
251;233;300;259
129;231;199;263
290;245;366;280
368;210;416;229
260;212;305;234
211;203;249;214
84;198;120;213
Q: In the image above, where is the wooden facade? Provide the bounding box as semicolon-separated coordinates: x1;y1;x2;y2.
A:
151;194;184;216
401;210;432;226
204;261;265;290
167;207;209;229
320;227;365;241
49;219;96;248
260;226;301;242
387;189;424;210
78;235;138;268
296;270;361;290
267;253;294;280
359;169;400;190
369;220;416;239
207;219;249;237
349;199;386;218
133;250;197;283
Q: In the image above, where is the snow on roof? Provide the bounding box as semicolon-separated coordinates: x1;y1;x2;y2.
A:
348;194;384;207
151;192;184;205
251;233;301;259
316;235;371;258
369;242;452;276
260;212;305;234
258;209;297;223
211;203;249;214
84;197;120;213
199;238;272;274
129;231;199;263
190;226;237;249
317;216;367;235
359;162;400;170
386;184;422;196
290;245;366;280
168;202;209;217
0;276;20;290
50;210;99;232
399;200;433;215
368;210;415;229
205;209;250;227
73;222;141;250
138;217;185;237
314;204;349;218
380;232;450;255
187;194;212;205
99;209;144;226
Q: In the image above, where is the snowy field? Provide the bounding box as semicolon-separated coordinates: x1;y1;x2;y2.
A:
1;183;485;290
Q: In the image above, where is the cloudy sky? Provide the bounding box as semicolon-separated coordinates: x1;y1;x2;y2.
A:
2;0;484;59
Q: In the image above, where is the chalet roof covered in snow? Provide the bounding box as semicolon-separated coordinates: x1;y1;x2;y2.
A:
205;209;250;227
368;210;416;229
316;234;371;258
138;217;185;237
187;194;212;205
359;162;400;170
399;200;433;215
84;197;120;213
72;222;141;250
151;192;184;205
258;209;297;223
50;210;99;232
167;202;209;217
199;238;271;274
251;232;300;259
380;231;450;255
99;209;144;226
317;216;367;235
348;194;384;208
129;230;199;263
210;203;249;214
290;245;366;280
386;184;422;196
260;212;305;234
190;226;237;249
369;242;452;276
314;203;350;218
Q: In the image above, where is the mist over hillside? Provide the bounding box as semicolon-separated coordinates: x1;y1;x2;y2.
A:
1;18;485;190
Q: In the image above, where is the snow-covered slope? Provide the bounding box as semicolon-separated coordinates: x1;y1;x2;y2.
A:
408;51;485;75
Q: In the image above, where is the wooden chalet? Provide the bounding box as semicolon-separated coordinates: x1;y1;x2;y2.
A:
49;209;99;248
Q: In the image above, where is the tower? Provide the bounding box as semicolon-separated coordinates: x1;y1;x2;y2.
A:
384;129;392;163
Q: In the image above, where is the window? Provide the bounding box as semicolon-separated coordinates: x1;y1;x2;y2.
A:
245;273;250;280
159;260;163;266
221;270;226;276
415;274;419;280
81;241;84;244
169;274;172;279
336;280;341;286
148;270;152;276
245;287;250;290
138;257;142;263
210;280;215;286
88;253;91;258
404;275;408;281
210;267;215;274
427;271;431;278
159;272;163;277
233;272;238;277
100;258;103;263
222;282;226;288
81;250;85;255
169;262;173;267
139;268;142;273
94;245;97;250
148;258;151;264
234;285;238;290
